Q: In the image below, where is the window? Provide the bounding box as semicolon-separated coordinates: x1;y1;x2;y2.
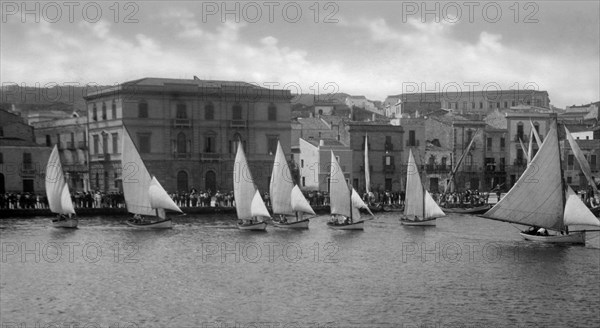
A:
500;137;506;150
102;102;107;120
441;157;447;167
23;153;32;170
268;103;277;121
517;122;524;140
462;102;467;110
205;102;214;120
177;132;187;153
516;149;524;164
176;103;187;119
45;135;51;146
0;152;3;164
111;100;117;119
512;101;516;106
504;101;508;108
496;102;500;108
114;172;119;188
138;134;151;153
232;103;242;120
408;130;416;146
385;136;393;151
471;102;475;109
92;104;97;120
479;102;483;109
0;127;3;137
112;133;118;154
590;155;597;170
205;134;216;153
567;176;572;184
487;137;492;150
102;133;108;154
302;177;305;187
301;159;304;168
533;122;540;135
138;101;148;118
500;158;506;171
267;136;278;155
70;133;75;148
56;134;61;148
567;154;574;169
93;135;99;154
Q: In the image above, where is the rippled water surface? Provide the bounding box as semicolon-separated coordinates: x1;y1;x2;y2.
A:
1;213;599;328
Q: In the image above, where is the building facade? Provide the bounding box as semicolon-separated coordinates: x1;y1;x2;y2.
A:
0;109;52;193
298;138;351;191
83;77;292;194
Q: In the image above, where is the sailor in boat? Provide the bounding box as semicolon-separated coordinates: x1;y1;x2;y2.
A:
132;213;144;224
537;228;549;236
54;213;73;222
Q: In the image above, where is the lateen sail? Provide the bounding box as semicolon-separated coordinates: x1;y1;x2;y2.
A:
250;190;271;219
121;128;155;216
270;141;295;215
565;126;599;196
424;190;445;219
45;145;75;215
291;185;315;215
149;176;182;213
564;186;600;226
233;144;256;220
329;151;351;217
483;125;565;230
404;149;424;217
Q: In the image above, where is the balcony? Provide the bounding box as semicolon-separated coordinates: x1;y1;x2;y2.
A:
21;166;35;176
200;153;221;161
384;143;394;151
78;141;87;150
173;153;192;160
173;119;192;128
514;134;528;142
230;120;246;128
406;140;420;147
67;142;76;150
384;165;395;173
425;164;451;173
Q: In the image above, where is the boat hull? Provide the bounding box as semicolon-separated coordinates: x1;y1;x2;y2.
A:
273;219;309;229
441;204;492;214
519;231;585;244
237;221;267;231
400;217;437;226
327;220;364;230
126;218;172;229
52;218;78;228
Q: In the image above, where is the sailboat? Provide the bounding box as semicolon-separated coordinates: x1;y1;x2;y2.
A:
363;134;384;213
270;141;315;229
234;143;268;231
400;149;446;226
327;151;373;230
481;118;600;244
121;127;183;229
440;129;491;214
45;145;78;228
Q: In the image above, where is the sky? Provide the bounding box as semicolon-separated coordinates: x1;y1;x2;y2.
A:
1;1;599;108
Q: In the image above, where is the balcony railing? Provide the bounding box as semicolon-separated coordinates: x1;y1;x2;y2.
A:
200;153;221;161
173;119;192;128
21;166;36;176
67;142;75;150
173;153;192;160
78;141;87;149
383;165;395;173
230;120;246;128
406;140;420;147
425;164;451;172
514;134;528;142
384;143;394;151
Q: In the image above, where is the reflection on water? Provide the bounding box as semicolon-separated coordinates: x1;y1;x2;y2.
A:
1;214;599;328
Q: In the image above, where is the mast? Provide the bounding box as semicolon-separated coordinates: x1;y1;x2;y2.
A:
554;115;567;231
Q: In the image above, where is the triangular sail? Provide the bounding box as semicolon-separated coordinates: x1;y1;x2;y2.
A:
45;145;75;215
564;186;600;227
233;144;256;220
424;190;445;219
364;134;371;194
404;149;424;217
291;185;315;215
565;126;599;196
482;125;565;231
149;176;182;213
60;184;76;215
121;128;155;216
250;190;271;219
352;188;373;216
329;151;351;217
270;141;295;215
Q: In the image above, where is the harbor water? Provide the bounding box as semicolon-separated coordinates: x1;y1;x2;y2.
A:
1;213;599;328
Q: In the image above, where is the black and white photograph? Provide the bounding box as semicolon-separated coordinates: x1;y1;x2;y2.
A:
1;1;599;327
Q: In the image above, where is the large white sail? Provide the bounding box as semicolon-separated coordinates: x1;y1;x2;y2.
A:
329;151;351;217
565;126;599;195
424;190;445;219
121;128;155;216
483;125;565;231
60;184;76;215
270;141;295;215
564;186;600;227
233;144;256;220
404;149;424;217
364;134;371;194
250;190;271;219
149;176;182;213
291;185;315;215
46;145;76;215
352;188;373;216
